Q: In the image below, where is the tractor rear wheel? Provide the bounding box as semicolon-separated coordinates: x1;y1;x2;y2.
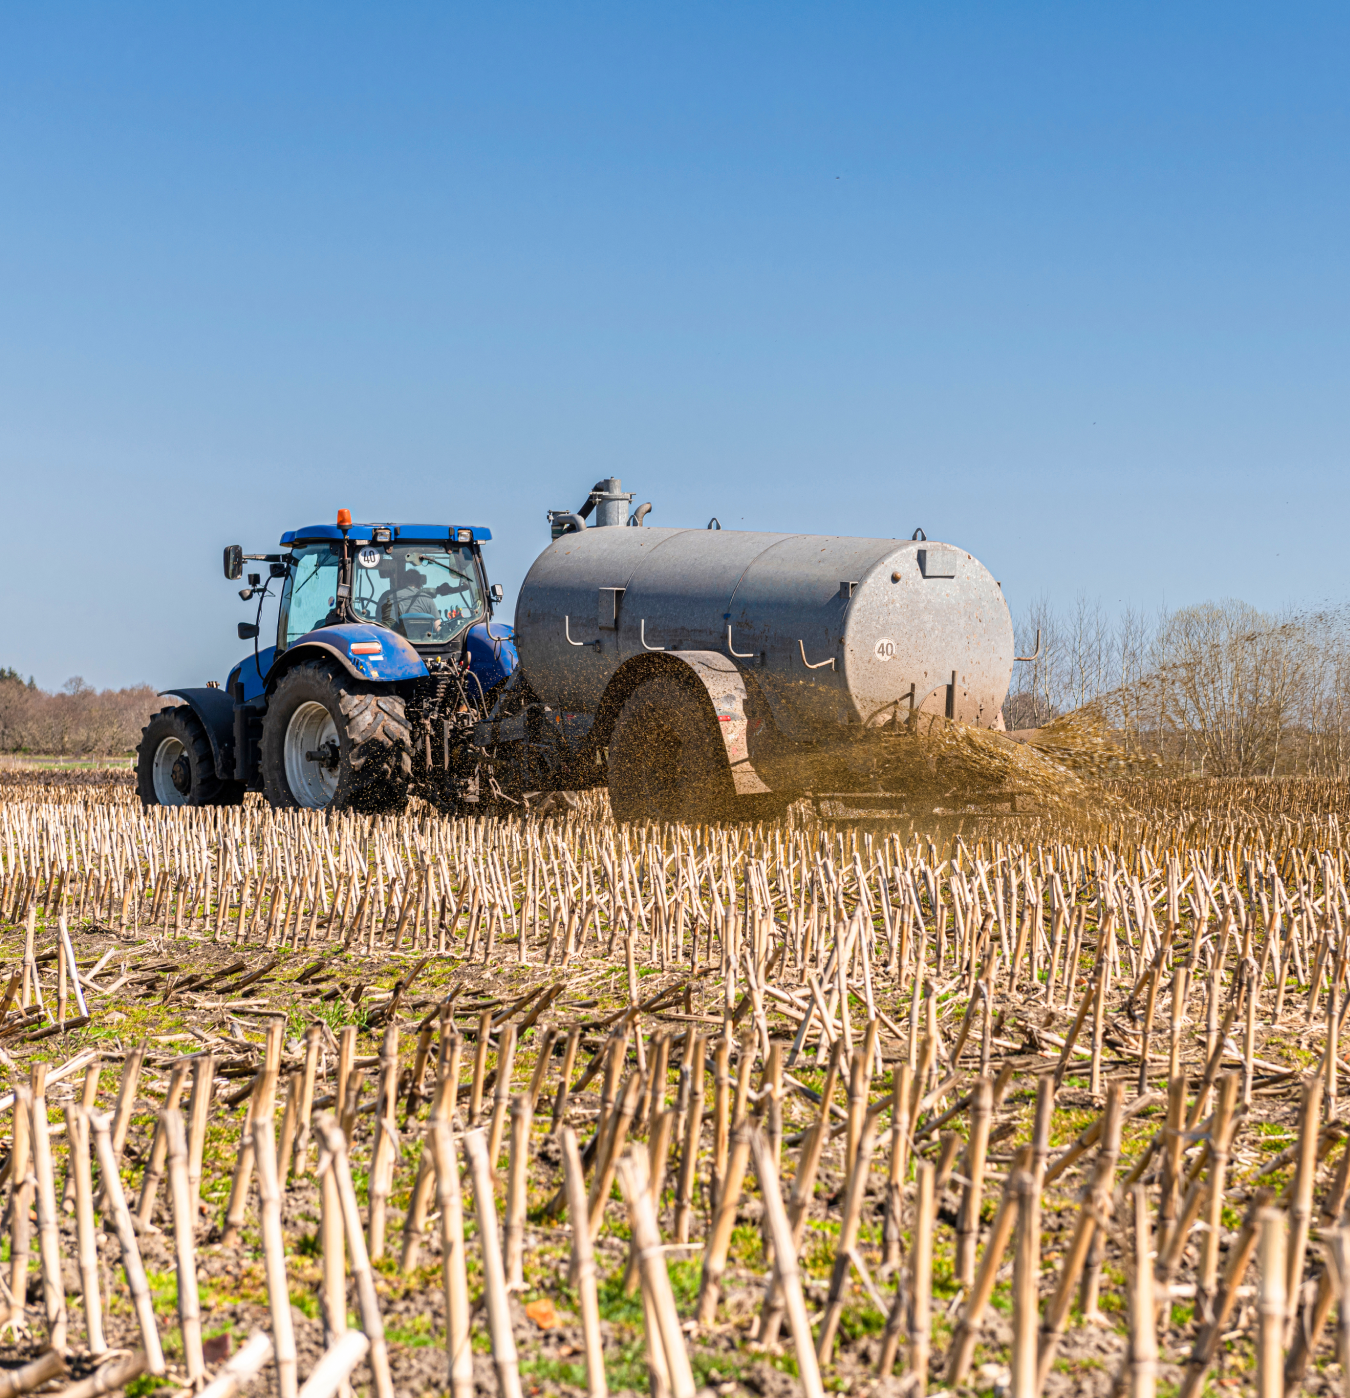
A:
137;706;240;807
607;674;735;824
261;659;412;812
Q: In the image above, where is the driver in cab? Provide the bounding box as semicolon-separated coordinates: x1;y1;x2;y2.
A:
379;567;445;633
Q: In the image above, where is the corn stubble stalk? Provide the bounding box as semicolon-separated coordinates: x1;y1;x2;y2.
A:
29;1064;67;1353
747;1125;825;1398
1037;1080;1123;1387
947;1146;1031;1386
314;1115;394;1398
816;1112;878;1363
165;1107;203;1383
198;1331;274;1398
1258;1207;1286;1398
0;1351;66;1398
429;1120;474;1398
64;1106;104;1355
504;1094;533;1290
317;1131;348;1371
561;1127;608;1398
89;1109;165;1375
1010;1160;1038;1398
1129;1184;1157;1398
296;1331;371;1398
462;1127;524;1398
254;1115;298;1398
616;1149;697;1398
57;1351;147;1398
7;1081;32;1338
696;1120;753;1326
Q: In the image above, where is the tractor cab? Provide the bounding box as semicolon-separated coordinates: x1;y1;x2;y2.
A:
275;522;498;652
137;511;516;812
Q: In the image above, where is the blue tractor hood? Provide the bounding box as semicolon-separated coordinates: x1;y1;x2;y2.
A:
465;621;517;693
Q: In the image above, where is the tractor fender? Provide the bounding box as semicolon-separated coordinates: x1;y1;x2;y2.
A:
593;651;772;795
267;626;430;692
160;686;237;782
266;642;371;691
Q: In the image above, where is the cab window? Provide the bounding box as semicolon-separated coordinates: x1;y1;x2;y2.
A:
278;545;341;648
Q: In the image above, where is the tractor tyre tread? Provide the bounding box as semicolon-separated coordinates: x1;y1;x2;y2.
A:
262;659;411;812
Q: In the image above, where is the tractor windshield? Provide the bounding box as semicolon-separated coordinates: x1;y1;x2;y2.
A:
351;543;485;644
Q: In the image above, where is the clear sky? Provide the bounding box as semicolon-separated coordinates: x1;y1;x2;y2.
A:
1;3;1346;691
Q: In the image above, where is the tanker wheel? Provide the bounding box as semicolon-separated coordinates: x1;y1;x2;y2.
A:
136;706;241;808
607;674;735;825
261;659;412;813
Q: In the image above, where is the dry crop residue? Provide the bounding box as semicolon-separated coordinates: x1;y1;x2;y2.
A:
0;764;1338;1398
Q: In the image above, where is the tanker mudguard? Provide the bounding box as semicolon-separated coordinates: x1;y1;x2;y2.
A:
160;686;236;781
615;652;772;796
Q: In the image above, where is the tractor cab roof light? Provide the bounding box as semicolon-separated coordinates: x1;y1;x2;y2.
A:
372;527;393;543
456;528;473;543
337;509;352;530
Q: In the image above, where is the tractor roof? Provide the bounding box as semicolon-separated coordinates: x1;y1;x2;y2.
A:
280;523;492;545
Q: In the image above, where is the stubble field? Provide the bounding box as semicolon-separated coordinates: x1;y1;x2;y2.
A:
0;764;1343;1398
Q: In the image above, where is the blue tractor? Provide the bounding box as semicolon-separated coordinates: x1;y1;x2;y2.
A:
136;512;518;812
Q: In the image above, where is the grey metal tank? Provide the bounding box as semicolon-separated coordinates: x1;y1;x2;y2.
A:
513;525;1015;743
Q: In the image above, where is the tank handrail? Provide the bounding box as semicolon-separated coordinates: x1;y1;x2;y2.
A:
798;640;836;671
640;620;665;652
726;626;755;659
1014;628;1043;662
564;616;599;651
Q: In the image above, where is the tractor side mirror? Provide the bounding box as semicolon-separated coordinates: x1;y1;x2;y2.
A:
490;583;504;603
238;622;260;640
223;545;244;581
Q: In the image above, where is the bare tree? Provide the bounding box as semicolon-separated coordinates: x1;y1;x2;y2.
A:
1003;594;1350;778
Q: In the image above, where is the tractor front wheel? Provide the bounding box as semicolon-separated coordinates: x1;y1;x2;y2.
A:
136;706;240;808
261;660;412;812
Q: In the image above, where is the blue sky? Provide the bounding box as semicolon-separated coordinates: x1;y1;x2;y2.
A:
1;3;1346;690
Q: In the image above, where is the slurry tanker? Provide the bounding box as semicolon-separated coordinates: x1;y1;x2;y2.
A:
483;480;1018;821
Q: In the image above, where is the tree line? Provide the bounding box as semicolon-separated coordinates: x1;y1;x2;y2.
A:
0;671;159;756
1004;595;1350;777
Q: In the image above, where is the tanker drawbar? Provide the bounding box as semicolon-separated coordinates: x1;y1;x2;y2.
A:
474;478;1019;823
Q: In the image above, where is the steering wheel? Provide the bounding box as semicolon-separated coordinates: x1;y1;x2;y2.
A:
350;595;379;620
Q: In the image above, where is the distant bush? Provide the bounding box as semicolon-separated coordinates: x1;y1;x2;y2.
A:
0;673;160;755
